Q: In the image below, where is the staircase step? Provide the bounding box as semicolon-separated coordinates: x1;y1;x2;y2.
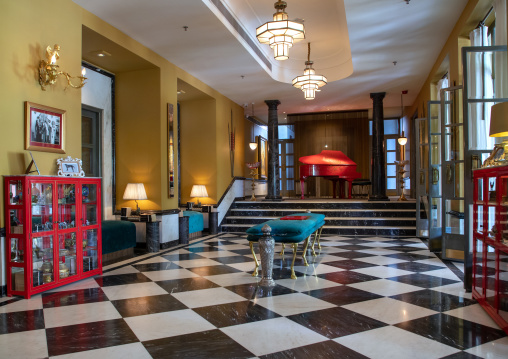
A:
230;208;416;218
225;216;416;227
224;199;417;237
221;224;416;236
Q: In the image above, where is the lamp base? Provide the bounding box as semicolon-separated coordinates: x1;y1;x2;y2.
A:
483;141;508;167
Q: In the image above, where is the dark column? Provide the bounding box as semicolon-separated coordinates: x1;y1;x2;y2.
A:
178;215;189;244
370;92;389;201
264;100;283;201
146;221;160;252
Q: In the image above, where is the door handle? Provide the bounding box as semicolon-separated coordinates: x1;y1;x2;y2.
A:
432;167;439;185
446;164;453;184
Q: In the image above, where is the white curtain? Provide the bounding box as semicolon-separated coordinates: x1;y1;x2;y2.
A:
468;25;494;150
495;0;508;98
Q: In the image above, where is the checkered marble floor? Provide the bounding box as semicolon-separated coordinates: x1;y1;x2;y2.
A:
1;233;507;358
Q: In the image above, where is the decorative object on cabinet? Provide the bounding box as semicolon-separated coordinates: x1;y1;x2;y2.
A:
38;44;86;90
472;164;508;334
3;175;102;299
190;185;208;208
292;43;327;100
167;103;175;198
57;156;85;177
256;0;305;61
123;183;147;216
246;162;261;201
257;136;268;179
25;151;41;175
25;101;65;153
228;110;235;177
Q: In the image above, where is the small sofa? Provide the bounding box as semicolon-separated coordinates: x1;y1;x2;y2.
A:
102;220;136;264
246;213;325;279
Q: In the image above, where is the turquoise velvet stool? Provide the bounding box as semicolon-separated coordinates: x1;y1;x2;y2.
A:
183;211;204;234
246;213;325;279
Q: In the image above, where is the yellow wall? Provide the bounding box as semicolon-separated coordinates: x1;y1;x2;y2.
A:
180;99;217;204
115;69;161;211
0;0;83;227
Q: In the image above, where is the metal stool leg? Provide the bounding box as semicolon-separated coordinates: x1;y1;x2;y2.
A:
280;243;285;256
249;241;260;277
290;243;298;279
301;236;310;266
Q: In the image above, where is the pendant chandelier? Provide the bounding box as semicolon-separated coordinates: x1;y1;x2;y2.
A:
292;43;327;100
256;0;305;60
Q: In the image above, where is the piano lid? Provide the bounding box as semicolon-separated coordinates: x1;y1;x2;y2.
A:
299;150;356;166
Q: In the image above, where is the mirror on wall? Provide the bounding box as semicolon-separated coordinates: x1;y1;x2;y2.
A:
168;103;175;198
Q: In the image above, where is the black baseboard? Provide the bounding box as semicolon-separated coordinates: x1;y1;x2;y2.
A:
160;240;179;250
0;285;6;297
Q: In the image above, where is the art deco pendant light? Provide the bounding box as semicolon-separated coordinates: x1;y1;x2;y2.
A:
256;0;305;60
292;43;327;100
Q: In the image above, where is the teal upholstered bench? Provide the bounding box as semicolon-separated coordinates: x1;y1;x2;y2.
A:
246;213;325;279
102;220;136;264
183;211;204;238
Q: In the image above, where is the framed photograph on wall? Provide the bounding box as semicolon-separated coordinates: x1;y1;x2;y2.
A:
25;101;65;153
257;136;268;179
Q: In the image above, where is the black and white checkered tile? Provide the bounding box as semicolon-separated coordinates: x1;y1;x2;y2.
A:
1;233;507;358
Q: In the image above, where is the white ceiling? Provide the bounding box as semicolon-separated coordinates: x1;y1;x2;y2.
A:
74;0;469;122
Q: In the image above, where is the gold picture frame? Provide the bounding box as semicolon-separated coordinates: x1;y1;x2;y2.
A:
25;101;65;153
257;136;268;179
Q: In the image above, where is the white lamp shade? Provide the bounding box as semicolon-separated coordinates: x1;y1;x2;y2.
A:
490;102;508;137
398;137;408;145
249;142;258;150
123;183;147;200
190;185;208;198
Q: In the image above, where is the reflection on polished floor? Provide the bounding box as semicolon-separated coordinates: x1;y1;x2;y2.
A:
1;233;507;358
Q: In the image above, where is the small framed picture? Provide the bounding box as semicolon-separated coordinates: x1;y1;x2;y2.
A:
57;156;85;177
25;101;65;153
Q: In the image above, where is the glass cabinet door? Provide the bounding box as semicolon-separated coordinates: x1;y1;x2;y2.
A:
81;183;98;227
83;229;99;272
31;182;54;234
58;232;78;279
58;183;76;229
32;235;54;287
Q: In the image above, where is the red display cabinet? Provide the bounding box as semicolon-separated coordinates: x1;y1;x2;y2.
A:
3;175;102;299
472;165;508;334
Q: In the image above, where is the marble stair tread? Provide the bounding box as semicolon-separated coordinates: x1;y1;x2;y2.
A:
221;224;416;230
226;216;416;221
231;208;416;212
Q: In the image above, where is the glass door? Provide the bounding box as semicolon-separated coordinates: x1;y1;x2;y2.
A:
385;136;399;197
279;139;295;198
462;45;508;291
428;100;442;252
415;114;431;239
441;86;465;262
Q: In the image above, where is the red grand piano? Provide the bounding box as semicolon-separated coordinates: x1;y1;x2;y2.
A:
299;150;361;199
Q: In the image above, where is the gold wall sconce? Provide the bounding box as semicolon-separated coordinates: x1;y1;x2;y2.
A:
38;44;86;91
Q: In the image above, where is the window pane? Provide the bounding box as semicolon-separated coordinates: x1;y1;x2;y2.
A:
286;142;293;153
387;178;397;189
387;139;396;151
286;155;294;166
387;152;396;164
384;119;398;135
387;164;396;177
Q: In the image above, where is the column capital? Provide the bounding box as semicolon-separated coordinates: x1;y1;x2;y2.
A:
370;92;386;101
264;100;281;109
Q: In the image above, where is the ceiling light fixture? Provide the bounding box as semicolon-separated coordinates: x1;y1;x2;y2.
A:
256;0;305;60
398;90;408;146
249;103;258;150
292;43;327;100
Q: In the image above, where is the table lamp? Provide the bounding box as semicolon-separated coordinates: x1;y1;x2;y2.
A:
190;185;208;208
123;183;147;216
489;102;508;163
